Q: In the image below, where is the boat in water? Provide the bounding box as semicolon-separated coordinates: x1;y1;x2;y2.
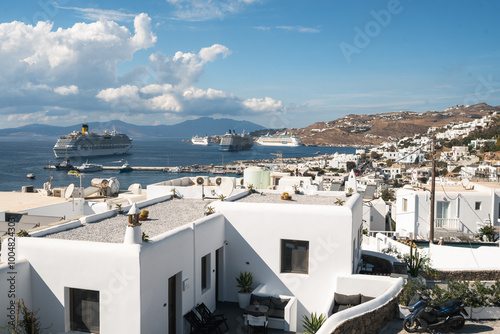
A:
26;173;35;179
119;163;133;173
219;130;253;151
55;158;75;170
256;133;302;147
53;124;132;158
77;161;103;173
191;135;209;145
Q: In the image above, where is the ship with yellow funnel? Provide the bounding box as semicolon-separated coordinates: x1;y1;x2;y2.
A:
53;124;132;158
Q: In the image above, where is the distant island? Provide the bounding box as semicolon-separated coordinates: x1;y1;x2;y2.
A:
1;103;499;147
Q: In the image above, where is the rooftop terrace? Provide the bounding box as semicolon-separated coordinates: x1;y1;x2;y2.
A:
45;198;213;243
235;192;344;205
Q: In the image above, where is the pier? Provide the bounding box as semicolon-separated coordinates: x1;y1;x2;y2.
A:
44;165;166;171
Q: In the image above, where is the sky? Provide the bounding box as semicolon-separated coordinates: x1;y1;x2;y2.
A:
0;0;499;130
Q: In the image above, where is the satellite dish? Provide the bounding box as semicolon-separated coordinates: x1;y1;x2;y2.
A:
65;183;75;199
461;178;470;189
218;178;234;198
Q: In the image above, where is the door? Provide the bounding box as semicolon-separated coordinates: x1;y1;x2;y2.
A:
168;275;176;334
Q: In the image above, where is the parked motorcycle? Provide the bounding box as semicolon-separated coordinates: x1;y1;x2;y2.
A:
403;294;468;333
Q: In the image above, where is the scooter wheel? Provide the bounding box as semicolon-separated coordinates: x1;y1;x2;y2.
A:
403;318;420;333
450;316;465;330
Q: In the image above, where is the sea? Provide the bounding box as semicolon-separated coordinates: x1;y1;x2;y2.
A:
0;136;356;192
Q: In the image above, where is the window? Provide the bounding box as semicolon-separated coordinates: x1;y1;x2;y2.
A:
436;201;449;219
201;254;210;291
403;198;408;212
70;288;100;333
475;202;481;210
281;239;309;274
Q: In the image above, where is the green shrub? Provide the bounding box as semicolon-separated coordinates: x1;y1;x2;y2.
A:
302;313;326;334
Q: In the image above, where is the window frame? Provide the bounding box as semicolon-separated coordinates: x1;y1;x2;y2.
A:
475;201;482;210
69;288;100;333
280;239;309;274
201;253;211;292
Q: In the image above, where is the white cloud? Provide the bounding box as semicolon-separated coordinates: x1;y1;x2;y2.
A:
150;44;232;87
0;13;156;91
54;85;79;95
243;97;284;112
0;14;286;128
165;0;258;21
56;6;136;22
256;25;321;33
96;85;140;102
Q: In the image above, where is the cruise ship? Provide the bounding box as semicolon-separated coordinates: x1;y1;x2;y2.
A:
53;124;133;158
219;130;253;151
191;135;209;145
256;134;302;147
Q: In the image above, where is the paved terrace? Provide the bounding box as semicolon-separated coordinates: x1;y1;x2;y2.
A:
45;198;215;243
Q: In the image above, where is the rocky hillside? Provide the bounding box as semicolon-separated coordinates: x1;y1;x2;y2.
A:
289;103;500;147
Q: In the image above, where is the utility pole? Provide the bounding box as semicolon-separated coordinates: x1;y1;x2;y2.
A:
429;137;436;244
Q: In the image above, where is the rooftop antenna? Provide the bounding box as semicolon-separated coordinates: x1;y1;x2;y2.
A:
461;178;470;190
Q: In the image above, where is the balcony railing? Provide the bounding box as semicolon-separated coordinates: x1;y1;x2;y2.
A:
435;218;460;230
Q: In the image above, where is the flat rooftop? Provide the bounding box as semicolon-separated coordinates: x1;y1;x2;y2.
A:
45;198;214;243
0;191;68;212
236;192;345;205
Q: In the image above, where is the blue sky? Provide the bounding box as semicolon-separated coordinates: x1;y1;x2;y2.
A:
0;0;499;130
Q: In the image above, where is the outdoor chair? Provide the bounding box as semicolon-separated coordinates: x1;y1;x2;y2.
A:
245;315;268;334
184;310;221;334
195;303;229;332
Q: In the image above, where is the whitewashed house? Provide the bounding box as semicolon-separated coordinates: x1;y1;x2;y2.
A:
394;182;500;239
0;175;402;334
328;153;359;170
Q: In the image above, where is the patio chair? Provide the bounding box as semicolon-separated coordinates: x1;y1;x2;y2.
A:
245;315;268;334
195;303;229;332
184;310;221;334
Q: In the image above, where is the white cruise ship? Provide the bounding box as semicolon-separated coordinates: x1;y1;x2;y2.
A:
53;124;132;158
191;135;209;145
256;134;302;147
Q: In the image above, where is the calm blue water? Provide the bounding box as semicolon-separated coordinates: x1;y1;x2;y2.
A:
0;136;355;191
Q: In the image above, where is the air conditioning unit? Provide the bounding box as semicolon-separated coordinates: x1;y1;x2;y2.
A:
195;176;211;186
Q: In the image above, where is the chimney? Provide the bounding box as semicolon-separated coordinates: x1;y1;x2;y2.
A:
124;203;142;244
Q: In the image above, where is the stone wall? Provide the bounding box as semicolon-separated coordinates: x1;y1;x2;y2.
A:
422;270;500;281
332;292;400;334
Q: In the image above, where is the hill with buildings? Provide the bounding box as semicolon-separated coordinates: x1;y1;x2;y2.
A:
289;103;500;147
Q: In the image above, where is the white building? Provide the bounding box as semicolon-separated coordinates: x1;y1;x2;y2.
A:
0;176;402;334
394;182;500;239
328;153;359;170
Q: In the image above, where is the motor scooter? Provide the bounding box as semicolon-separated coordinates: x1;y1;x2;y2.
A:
403;294;468;333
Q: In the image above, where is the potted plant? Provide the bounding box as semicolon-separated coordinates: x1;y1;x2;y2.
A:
139;209;149;221
115;203;123;214
171;188;177;199
292;184;300;194
205;206;215;216
236;271;253;308
247;184;256;193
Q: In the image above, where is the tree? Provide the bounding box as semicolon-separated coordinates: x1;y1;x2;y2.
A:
386;159;393;167
346;161;356;171
381;189;395;201
370;151;380;160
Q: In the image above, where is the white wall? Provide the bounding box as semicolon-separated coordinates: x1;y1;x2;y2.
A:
24;198;86;220
362;198;387;232
429;243;500;269
0;258;32;331
11;238;142;334
213;194;363;326
139;214;226;334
